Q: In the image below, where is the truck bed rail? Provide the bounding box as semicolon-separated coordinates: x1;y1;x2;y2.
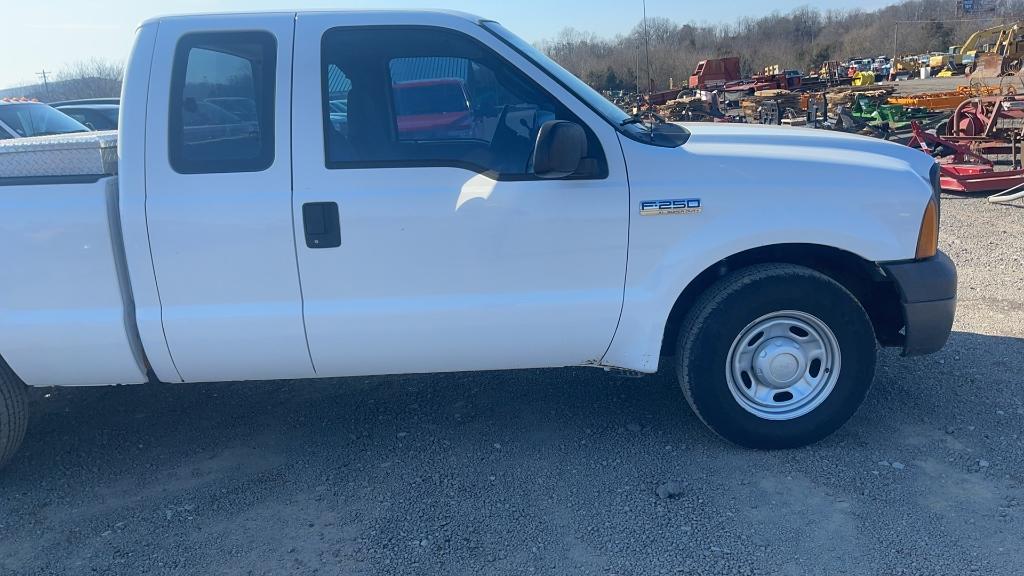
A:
0;131;118;180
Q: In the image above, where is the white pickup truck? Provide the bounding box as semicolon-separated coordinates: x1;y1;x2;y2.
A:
0;10;956;466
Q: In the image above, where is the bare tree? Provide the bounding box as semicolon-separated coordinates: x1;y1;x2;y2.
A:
539;0;1024;91
23;58;124;102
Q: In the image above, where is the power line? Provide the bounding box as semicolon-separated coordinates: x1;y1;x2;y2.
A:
892;17;1010;24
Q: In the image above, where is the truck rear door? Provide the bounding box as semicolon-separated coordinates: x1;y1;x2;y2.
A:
144;15;315;382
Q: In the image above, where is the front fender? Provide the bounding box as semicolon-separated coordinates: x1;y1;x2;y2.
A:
602;133;932;373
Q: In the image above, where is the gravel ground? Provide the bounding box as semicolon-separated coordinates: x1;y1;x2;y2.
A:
1;194;1022;576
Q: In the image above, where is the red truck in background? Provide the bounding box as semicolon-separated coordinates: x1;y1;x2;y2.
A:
392;78;474;140
689;57;741;90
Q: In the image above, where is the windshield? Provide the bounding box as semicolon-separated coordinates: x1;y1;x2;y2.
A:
0;103;89;137
482;22;631;126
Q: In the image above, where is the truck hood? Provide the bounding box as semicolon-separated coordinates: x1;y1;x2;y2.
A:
674;122;936;183
616;119;937;265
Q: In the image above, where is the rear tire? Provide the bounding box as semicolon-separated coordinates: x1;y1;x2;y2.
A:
0;357;29;469
675;264;876;449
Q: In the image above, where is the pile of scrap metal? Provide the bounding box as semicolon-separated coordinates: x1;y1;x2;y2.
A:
790;85;948;140
850;97;934;130
824;85;897;115
611;90;688;115
802;61;854;90
738;90;804;124
656;95;732;122
734;85;902;128
887;84;1004;111
723;66;803;96
907;121;1024;193
821;86;903;134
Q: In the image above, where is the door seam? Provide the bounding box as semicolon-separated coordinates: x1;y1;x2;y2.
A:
289;12;319;375
144;20;184;382
597;133;632;366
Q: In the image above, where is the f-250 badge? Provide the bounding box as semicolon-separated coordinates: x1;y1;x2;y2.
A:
640;199;702;216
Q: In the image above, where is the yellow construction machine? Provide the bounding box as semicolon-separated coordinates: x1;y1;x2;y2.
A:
963;21;1024;78
915;23;1019;76
928;51;956;72
893;56;922;77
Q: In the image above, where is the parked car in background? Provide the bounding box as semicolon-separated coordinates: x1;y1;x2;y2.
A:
846;58;873;77
49;98;120;106
52;100;120;131
0;98;90;139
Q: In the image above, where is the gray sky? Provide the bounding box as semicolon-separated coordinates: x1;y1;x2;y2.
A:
4;0;901;90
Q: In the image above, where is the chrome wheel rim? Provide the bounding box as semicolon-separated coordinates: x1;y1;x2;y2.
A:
726;310;841;421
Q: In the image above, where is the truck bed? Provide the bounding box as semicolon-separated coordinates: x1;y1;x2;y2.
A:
0;131;148;386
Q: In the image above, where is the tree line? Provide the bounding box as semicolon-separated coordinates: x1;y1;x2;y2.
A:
539;0;1024;92
9;0;1024;102
10;59;124;102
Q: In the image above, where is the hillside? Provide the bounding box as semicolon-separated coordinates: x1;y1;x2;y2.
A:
539;0;1024;90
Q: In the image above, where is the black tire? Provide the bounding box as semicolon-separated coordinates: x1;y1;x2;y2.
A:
0;356;29;470
675;264;876;449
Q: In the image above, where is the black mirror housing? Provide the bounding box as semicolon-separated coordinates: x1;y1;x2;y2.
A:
533;120;586;179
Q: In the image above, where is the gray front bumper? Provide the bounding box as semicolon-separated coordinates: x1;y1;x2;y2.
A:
882;251;958;356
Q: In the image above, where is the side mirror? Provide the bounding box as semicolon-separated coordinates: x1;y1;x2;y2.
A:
533;120;586;179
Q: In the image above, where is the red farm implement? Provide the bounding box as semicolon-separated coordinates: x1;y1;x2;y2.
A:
907;121;1024;193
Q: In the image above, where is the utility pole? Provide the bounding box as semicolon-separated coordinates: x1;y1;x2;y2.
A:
635;41;641;113
36;69;51;100
642;0;653;93
891;23;899;81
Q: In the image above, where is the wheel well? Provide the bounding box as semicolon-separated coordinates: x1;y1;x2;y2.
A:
659;244;904;357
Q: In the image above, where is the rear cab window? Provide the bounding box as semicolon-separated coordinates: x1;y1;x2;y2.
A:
168;31;277;174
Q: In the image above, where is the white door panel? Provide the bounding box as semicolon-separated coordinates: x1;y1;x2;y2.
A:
145;15;315;382
292;13;629;377
297;168;627;376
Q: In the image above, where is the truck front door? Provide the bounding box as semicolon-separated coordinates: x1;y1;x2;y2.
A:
144;15;315;382
291;14;630;377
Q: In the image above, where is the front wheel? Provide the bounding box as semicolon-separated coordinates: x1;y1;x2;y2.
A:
675;264;877;449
